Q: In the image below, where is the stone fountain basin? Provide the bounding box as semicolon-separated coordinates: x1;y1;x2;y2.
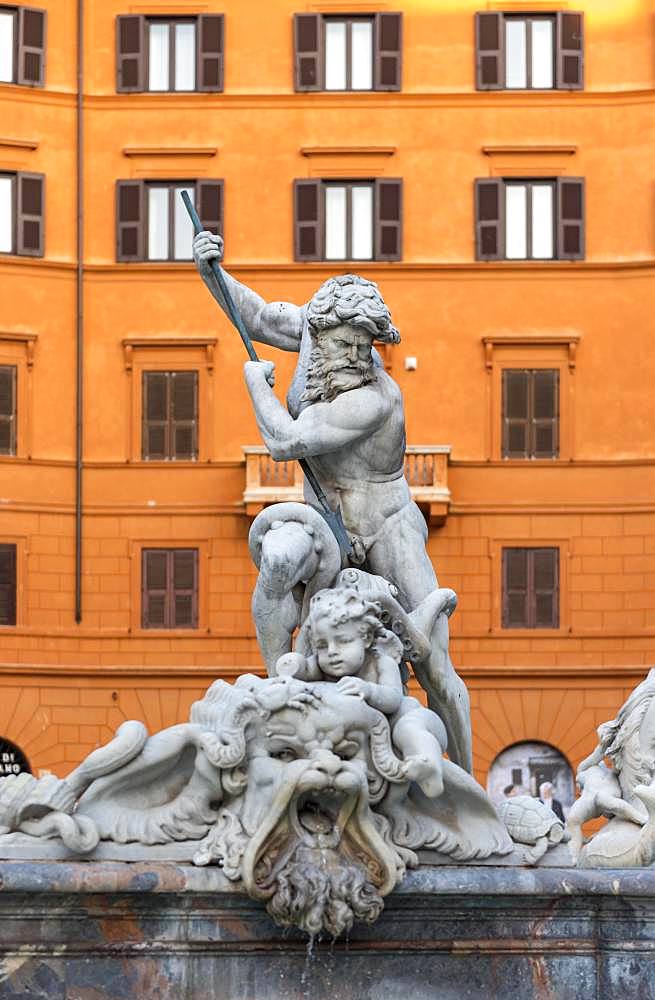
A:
0;859;652;1000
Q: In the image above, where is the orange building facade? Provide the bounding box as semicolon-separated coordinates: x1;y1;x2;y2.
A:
1;0;654;801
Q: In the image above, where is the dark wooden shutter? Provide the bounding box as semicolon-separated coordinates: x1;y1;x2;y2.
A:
503;369;559;459
503;547;559;628
532;370;559;458
557;177;584;260
172;549;198;627
142;549;168;628
502;548;528;628
0;544;17;626
475;12;504;90
0;367;16;456
294;179;322;261
374;13;402;91
197;180;223;236
475;178;504;260
171;372;198;460
16;172;44;257
116;180;145;261
502;370;530;458
142;372;169;459
17;7;46;86
374;179;402;261
294;14;321;91
116;15;145;92
197;14;224;91
556;12;583;90
533;548;559;628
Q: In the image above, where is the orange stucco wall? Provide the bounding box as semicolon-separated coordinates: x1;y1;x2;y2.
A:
1;0;654;794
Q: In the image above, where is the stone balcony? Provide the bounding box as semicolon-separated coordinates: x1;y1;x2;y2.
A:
243;445;451;526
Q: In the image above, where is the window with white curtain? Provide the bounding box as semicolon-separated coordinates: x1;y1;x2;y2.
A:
505;181;554;260
505;16;554;89
0;10;15;83
324;17;373;91
0;175;13;253
324;182;374;260
147;183;195;261
147;19;196;91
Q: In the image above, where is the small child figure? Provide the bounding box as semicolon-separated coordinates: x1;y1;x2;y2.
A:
566;740;647;862
275;586;448;798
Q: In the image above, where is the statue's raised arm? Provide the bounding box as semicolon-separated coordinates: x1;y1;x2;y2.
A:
193;231;303;353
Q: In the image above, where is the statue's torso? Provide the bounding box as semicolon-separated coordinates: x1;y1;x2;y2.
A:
287;311;410;537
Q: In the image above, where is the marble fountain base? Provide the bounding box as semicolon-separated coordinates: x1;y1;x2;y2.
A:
0;860;653;1000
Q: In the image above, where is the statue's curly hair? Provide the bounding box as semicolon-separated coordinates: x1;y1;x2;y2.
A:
307;587;385;644
306;274;400;344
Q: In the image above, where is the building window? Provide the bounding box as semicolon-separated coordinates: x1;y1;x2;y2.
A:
504;180;555;261
505;16;554;90
294;178;401;262
502;369;559;459
142;371;198;460
294;12;401;91
325;181;373;260
147;182;195;261
325;17;373;90
0;365;16;455
0;543;16;626
475;11;583;90
475;177;584;261
116;179;222;262
116;14;223;92
142;548;198;629
0;172;44;257
502;547;559;629
0;6;46;87
147;19;195;91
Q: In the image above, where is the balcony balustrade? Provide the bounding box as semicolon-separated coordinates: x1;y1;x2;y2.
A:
243;444;451;526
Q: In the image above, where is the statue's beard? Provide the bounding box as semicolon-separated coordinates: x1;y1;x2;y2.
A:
266;844;384;938
301;344;376;404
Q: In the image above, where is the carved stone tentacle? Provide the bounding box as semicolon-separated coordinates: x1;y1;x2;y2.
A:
368;717;408;784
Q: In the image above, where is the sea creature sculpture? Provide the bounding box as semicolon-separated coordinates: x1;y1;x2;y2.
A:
569;669;655;868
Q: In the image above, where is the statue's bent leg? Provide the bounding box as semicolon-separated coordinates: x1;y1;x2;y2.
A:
392;698;446;798
249;503;342;674
252;579;301;674
414;632;472;774
365;507;473;773
565;794;596;862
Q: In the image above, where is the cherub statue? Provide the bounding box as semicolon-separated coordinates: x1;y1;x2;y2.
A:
274;582;449;800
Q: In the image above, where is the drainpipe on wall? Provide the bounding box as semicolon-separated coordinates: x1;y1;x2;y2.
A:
75;0;84;623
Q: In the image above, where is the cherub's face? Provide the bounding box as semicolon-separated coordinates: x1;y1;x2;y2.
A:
313;617;370;678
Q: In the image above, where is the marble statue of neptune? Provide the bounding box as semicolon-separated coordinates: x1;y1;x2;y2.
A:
193;232;472;772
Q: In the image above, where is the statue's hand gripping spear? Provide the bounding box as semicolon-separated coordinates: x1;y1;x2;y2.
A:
181;192;353;561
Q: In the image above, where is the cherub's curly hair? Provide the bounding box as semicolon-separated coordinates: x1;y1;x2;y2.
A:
308;587;385;644
306;275;400;344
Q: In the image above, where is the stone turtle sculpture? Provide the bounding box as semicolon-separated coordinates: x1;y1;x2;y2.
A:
498;795;565;864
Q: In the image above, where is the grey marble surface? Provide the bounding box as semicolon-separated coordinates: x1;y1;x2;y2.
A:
0;861;653;999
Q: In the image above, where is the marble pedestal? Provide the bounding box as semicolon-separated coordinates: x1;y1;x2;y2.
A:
0;861;653;1000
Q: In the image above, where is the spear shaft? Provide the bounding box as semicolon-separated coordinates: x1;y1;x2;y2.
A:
181;192;353;560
